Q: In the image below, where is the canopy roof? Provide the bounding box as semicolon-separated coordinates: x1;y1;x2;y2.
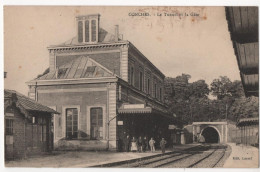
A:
118;104;174;119
4;89;58;114
226;7;259;97
118;107;152;114
237;117;259;126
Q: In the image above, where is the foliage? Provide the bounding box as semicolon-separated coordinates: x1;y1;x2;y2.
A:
229;96;259;121
165;74;210;124
164;75;258;124
210;76;244;100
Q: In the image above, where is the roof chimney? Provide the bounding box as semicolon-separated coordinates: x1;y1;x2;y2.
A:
115;25;119;42
76;14;100;44
11;93;17;103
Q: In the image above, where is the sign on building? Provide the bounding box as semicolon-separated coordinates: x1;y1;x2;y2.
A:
169;125;177;130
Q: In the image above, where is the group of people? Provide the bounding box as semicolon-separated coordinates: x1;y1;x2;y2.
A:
123;135;167;153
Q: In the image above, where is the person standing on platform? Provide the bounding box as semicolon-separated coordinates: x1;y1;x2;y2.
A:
124;135;131;152
130;137;138;152
198;134;205;143
137;136;143;152
149;137;156;152
143;136;148;152
160;138;167;154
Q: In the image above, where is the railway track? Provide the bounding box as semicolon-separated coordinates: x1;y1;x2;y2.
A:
113;144;227;168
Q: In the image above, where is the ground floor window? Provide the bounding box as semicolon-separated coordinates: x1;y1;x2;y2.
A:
90;108;103;140
66;108;78;139
5;119;13;135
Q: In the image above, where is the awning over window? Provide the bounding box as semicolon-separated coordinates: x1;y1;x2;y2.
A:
118;107;152;114
118;104;174;120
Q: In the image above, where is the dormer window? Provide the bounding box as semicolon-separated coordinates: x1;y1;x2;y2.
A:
57;68;68;79
76;14;99;44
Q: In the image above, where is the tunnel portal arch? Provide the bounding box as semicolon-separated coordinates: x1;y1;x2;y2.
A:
201;126;220;143
192;122;227;143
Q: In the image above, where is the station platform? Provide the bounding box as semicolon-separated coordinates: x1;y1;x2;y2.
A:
223;143;259;168
5;144;199;168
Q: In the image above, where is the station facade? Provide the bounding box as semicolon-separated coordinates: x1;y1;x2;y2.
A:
27;14;174;150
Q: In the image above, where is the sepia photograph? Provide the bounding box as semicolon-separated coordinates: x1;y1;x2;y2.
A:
3;6;259;168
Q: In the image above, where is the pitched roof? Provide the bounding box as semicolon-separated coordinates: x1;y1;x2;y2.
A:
35;56;113;81
4;89;58;114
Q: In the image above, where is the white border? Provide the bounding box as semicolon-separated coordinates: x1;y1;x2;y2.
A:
0;0;259;6
1;1;260;172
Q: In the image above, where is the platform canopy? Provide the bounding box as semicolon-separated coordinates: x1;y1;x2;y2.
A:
118;107;152;114
237;117;259;127
118;103;172;118
226;7;259;97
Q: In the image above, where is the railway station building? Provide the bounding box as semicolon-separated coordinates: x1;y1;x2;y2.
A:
26;14;175;151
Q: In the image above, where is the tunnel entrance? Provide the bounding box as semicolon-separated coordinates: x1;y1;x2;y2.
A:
201;127;219;143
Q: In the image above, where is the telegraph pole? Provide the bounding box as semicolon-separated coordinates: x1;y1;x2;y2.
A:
225;104;228;120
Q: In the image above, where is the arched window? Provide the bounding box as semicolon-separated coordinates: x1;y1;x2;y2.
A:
130;67;134;85
147;78;150;94
139;71;143;91
90;108;103;140
154;83;157;98
159;87;162;101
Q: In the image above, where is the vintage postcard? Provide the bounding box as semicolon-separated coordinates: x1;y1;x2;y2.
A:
3;6;259;168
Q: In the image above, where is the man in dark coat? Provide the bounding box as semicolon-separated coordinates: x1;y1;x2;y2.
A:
124;135;131;152
160;138;167;154
137;136;143;152
143;136;148;152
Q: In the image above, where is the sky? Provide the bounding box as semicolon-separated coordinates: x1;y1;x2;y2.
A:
4;6;240;95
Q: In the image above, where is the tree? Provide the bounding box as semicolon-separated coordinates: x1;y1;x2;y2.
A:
164;74;210;124
189;80;209;99
165;75;257;124
210;76;257;121
229;96;259;121
210;76;244;100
